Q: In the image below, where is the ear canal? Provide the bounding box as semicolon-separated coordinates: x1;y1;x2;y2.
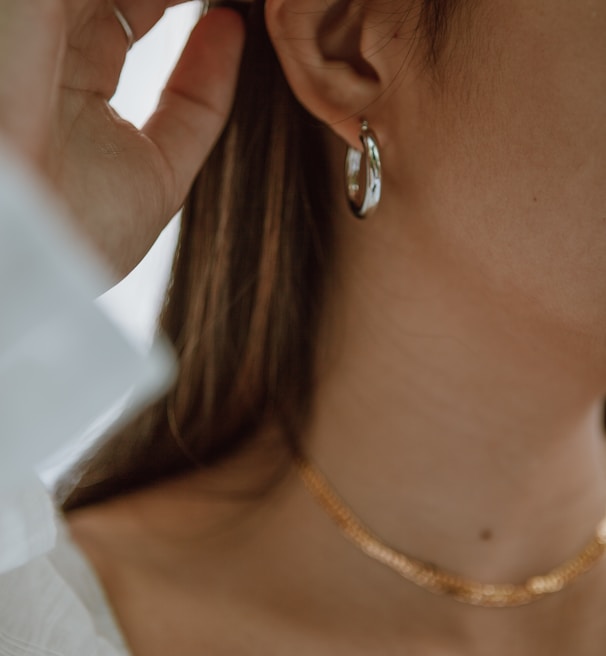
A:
318;0;380;81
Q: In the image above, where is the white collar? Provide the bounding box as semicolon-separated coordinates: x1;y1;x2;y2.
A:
0;473;57;573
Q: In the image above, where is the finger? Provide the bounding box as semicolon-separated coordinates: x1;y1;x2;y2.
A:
114;0;201;45
142;8;245;212
0;0;65;162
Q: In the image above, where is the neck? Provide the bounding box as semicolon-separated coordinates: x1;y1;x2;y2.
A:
97;194;606;654
277;200;606;652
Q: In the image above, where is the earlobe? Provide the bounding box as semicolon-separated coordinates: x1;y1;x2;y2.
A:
265;0;383;148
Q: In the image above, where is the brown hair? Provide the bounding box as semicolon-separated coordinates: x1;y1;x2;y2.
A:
60;0;459;511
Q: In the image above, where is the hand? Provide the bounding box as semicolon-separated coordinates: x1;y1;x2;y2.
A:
0;0;245;278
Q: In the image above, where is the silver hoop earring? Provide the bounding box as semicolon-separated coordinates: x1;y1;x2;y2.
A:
345;121;382;219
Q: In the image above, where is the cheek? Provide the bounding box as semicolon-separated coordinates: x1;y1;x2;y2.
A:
412;0;606;329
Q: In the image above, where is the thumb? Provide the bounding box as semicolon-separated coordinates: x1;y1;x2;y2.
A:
142;8;245;212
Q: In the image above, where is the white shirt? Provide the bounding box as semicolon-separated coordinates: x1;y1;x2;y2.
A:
0;517;129;655
0;143;167;654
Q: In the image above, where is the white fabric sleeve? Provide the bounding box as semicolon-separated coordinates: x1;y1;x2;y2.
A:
0;141;175;573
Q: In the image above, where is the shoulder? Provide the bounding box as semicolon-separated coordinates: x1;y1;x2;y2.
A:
0;518;129;656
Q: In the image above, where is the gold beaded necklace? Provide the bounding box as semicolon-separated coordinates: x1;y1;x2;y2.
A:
295;455;606;608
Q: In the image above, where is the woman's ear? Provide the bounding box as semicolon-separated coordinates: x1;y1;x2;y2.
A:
265;0;395;149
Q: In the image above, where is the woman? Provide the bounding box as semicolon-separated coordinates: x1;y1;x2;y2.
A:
3;0;606;654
